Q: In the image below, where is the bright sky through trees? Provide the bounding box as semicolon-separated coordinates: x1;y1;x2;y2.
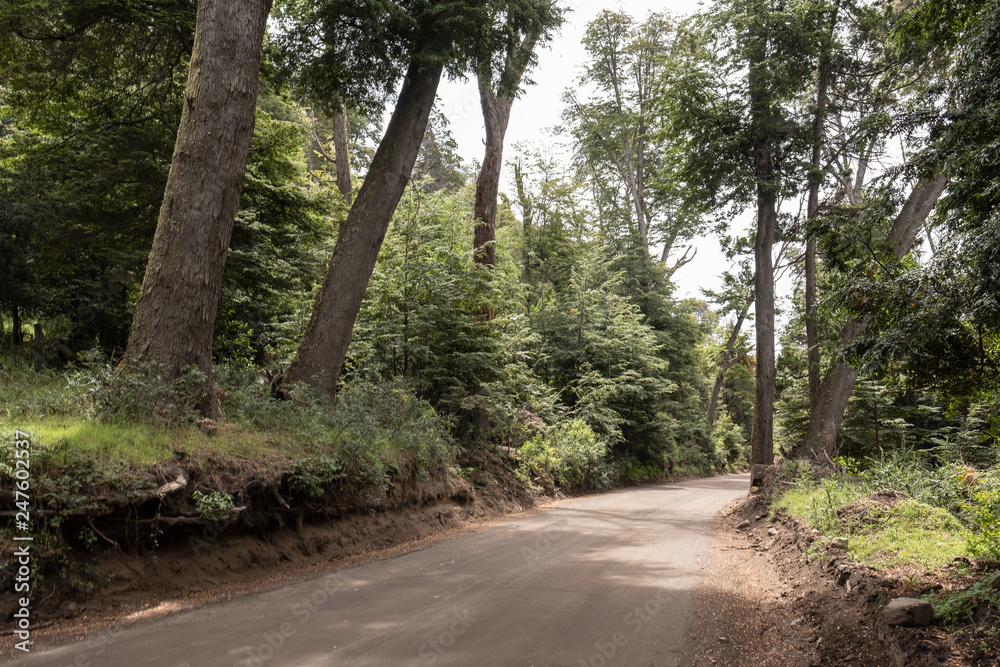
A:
437;0;744;300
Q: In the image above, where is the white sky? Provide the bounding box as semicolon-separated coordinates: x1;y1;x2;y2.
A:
433;0;747;303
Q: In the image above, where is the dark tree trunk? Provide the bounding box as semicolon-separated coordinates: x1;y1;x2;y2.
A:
10;307;22;348
798;174;948;460
125;0;272;417
472;86;512;271
331;92;353;202
805;14;833;415
285;60;444;399
751;158;777;467
473;34;537;275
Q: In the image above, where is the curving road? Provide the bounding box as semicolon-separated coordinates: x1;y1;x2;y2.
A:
6;474;750;667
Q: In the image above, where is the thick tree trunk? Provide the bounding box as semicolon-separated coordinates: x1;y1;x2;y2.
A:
285;60;443;399
473;34;537;275
472;86;512;271
751;163;777;467
805;16;832;415
331;92;353;202
798;174;948;460
125;0;272;418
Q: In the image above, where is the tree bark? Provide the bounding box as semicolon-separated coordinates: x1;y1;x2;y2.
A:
331;92;353;202
806;12;835;415
751;158;777;467
798;174;948;460
125;0;272;418
472;84;512;271
473;34;537;274
285;59;443;399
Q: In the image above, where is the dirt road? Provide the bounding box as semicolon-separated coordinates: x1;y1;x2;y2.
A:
5;474;750;667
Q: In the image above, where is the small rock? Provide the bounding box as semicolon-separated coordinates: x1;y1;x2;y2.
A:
768;528;779;536
737;519;751;530
791;617;805;627
883;597;934;627
64;602;78;613
831;537;849;549
718;636;728;642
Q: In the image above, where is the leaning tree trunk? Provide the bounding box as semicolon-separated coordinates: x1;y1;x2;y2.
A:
125;0;272;418
798;174;948;460
285;59;444;399
707;297;753;429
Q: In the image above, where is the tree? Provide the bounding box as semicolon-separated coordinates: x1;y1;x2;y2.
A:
472;2;562;273
796;174;947;459
283;0;564;400
665;0;818;468
125;0;273;417
565;11;701;264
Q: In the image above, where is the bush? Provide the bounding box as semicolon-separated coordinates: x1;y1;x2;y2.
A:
968;470;1000;560
518;418;610;489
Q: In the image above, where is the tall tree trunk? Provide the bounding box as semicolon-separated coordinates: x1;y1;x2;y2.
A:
798;174;948;460
472;85;512;271
805;13;834;415
124;0;272;418
285;60;443;399
751;157;778;467
331;92;353;202
473;34;537;274
747;6;779;468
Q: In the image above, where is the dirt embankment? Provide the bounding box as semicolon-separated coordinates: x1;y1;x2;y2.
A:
682;469;991;666
0;449;541;642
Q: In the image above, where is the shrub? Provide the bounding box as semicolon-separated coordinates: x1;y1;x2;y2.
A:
968;470;1000;560
519;418;610;489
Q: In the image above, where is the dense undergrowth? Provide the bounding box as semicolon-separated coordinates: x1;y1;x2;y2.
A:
772;453;1000;646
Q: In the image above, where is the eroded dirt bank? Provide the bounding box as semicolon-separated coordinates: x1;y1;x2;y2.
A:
679;472;985;666
1;449;541;653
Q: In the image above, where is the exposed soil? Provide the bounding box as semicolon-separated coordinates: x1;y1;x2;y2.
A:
681;467;1000;666
0;448;547;655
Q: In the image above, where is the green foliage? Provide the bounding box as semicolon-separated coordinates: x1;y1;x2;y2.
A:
711;407;748;468
931;571;1000;625
967;471;1000;560
86;361;205;426
191;490;235;521
518;418;610;490
287;456;346;499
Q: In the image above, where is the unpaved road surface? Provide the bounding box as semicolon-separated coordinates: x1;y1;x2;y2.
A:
5;474;750;667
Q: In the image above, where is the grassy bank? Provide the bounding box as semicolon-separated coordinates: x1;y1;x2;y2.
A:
771;456;1000;655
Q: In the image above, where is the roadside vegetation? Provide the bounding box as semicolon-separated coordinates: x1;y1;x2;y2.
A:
4;3;1000;656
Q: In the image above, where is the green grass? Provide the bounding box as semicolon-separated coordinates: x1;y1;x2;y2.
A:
0;354;455;499
848;500;970;570
774;477;971;570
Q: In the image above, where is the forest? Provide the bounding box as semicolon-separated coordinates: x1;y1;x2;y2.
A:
1;0;1000;513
